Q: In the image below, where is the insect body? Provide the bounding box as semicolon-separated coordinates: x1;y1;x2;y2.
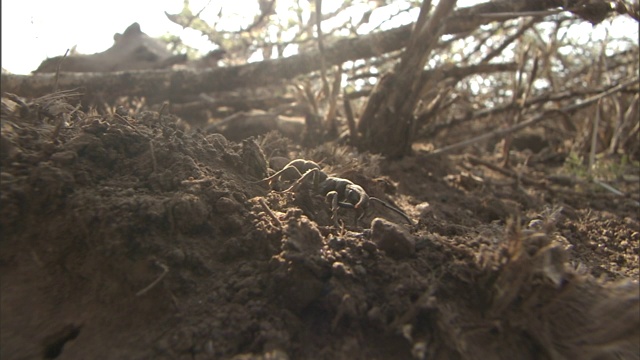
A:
257;159;412;226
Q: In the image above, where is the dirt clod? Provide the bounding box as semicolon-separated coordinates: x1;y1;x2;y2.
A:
370;217;416;259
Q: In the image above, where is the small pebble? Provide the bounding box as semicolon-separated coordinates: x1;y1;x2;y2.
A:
332;262;349;277
416;202;431;217
370;218;415;259
528;219;543;230
353;264;367;276
361;240;377;254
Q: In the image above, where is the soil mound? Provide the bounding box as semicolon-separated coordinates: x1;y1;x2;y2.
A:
1;94;638;359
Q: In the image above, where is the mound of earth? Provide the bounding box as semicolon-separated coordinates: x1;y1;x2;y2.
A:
1;93;638;359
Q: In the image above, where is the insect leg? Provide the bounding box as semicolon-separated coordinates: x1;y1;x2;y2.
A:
252;163;303;185
325;190;340;227
281;168;321;193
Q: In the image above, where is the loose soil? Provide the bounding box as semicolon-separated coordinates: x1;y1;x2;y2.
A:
1;94;638;359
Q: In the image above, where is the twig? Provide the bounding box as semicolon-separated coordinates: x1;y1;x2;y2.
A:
114;113;144;136
588;99;602;178
343;89;358;144
259;197;282;228
592;181;639;207
5;92;30;118
315;0;331;99
54;49;69;93
168;289;181;312
149;140;158;174
324;65;342;137
347;63;518;101
51;104;80;142
593;180;625;196
467;155;545;188
114;113;156;174
608;93;639;154
159;101;169;117
51;113;70;143
426;77;639;157
181;177;216;186
470;155;639;205
481;17;540;64
503;46;535;166
477;9;564;18
136;261;169;297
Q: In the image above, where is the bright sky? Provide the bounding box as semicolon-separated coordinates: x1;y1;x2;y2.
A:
2;0;637;75
1;0;201;74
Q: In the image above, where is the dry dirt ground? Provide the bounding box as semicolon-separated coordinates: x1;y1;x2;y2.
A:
1;94;639;360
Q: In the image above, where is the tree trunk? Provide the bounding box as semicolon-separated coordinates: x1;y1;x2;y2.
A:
357;0;457;158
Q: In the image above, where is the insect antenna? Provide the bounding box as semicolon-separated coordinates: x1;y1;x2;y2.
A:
369;197;413;225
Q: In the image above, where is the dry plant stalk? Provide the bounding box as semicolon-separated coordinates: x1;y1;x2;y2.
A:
427;77;639;157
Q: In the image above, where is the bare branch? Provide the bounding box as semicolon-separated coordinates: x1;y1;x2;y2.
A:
425;77;639;157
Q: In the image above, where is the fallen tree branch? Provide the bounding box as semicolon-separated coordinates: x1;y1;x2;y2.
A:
425;76;639;157
425;64;638;137
1;0;621;101
468;155;640;205
0;24;412;100
346;62;517;101
467;155;545;188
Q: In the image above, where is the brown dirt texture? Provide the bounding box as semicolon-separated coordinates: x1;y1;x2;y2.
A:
1;93;639;359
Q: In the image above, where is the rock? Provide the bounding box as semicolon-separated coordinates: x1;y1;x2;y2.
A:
416;202;431;217
370;217;415;259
